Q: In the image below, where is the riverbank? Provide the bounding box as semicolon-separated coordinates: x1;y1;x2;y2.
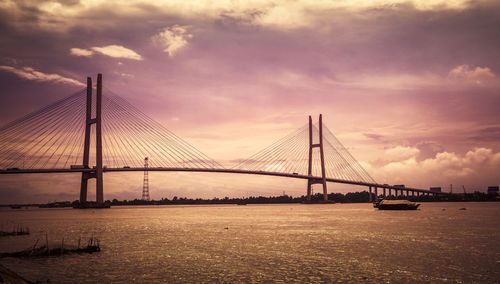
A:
3;191;498;208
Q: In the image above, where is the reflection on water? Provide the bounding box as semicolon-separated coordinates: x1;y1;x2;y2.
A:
1;202;499;283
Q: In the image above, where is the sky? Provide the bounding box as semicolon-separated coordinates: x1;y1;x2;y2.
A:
1;0;500;203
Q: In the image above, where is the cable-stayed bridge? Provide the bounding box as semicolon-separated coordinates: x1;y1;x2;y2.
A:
0;74;445;206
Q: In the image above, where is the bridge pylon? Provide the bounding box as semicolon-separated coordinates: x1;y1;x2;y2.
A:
307;114;328;201
79;74;104;207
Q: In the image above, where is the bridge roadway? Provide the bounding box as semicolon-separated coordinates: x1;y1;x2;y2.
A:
0;167;446;196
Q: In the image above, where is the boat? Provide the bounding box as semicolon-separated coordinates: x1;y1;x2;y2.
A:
373;199;420;210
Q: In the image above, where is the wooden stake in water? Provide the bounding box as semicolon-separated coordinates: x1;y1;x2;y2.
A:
30;239;39;256
45;233;49;256
61;237;64;256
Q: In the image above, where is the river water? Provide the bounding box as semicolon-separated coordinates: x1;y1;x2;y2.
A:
1;202;499;283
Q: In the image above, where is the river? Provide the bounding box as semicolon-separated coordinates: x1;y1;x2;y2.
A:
1;202;499;283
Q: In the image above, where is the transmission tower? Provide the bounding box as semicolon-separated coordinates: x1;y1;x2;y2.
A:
142;157;150;201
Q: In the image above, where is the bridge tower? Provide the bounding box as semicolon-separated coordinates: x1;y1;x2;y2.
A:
307;114;328;201
142;157;150;201
79;74;104;207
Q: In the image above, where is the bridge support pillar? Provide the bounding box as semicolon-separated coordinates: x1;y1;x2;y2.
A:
95;74;104;205
306;114;328;201
79;74;104;207
374;187;378;200
80;77;92;204
369;186;372;202
383;187;386;197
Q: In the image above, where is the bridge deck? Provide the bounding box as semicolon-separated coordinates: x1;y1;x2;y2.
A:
0;167;446;195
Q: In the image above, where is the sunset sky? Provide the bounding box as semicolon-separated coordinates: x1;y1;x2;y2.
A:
1;0;499;203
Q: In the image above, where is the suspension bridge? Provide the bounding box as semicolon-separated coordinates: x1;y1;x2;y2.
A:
0;74;445;207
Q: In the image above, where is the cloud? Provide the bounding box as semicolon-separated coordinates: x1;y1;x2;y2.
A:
464;147;492;165
468;126;500;142
2;0;473;32
70;47;93;57
91;45;143;60
325;63;498;91
118;72;135;79
364;133;385;142
329;73;442;90
70;45;143;60
152;25;193;56
384;146;420;162
0;65;84;86
414;141;444;160
370;147;500;189
448;64;495;85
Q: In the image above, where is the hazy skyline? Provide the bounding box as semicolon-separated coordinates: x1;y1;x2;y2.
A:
1;0;500;203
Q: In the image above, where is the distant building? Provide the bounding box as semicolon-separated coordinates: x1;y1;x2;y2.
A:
487;186;499;195
430;187;442;192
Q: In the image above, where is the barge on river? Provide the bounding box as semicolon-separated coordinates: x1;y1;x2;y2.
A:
373;199;420;210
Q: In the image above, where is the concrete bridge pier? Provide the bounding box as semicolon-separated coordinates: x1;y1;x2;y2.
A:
306;115;328;201
79;74;104;207
79;77;92;204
